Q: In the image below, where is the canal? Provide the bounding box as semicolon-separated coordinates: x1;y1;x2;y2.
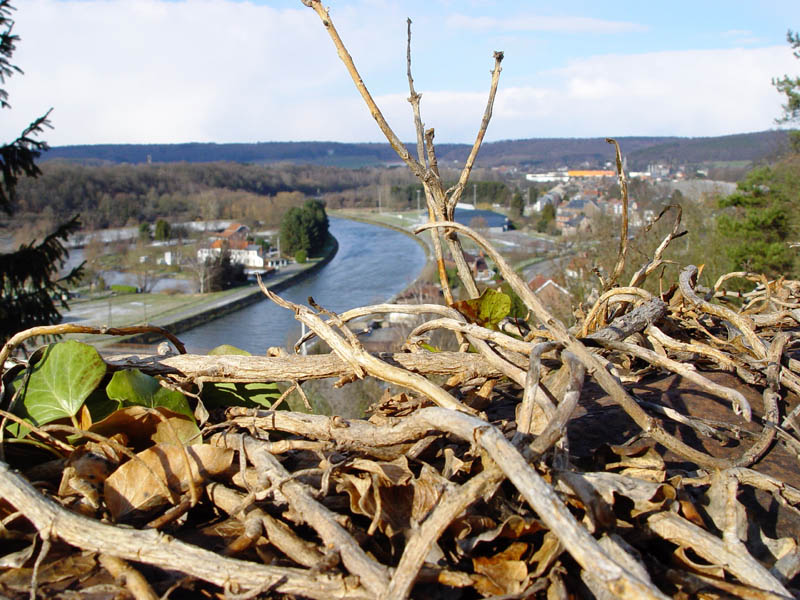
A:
177;217;427;354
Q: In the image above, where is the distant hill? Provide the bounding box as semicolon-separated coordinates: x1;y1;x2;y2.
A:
43;130;793;170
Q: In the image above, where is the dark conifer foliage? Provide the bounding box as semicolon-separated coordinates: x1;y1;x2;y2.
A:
279;199;329;257
0;1;82;341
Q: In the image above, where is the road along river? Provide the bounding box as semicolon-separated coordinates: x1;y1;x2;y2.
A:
177;217;427;354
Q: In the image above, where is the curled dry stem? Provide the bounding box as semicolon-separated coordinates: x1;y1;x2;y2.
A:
580;286;655;338
679;265;766;359
259;280;476;414
603;138;630;292
0;460;369;600
0;323;186;381
295;302;466;348
408;317;532;356
628;204;686;289
595;339;752;421
415;221;747;469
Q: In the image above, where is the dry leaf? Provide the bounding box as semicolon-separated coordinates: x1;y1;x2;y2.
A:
0;552;98;592
350;456;413;486
605;443;666;482
472;542;529;596
442;447;468;479
448;515;497;542
530;531;563;578
459;514;544;555
104;444;233;520
58;442;122;510
677;495;707;528
559;471;675;521
90;406;201;449
336;460;446;537
411;463;448;524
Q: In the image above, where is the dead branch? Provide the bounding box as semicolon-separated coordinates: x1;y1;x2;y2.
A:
0;460;370;599
648;511;792;597
104;350;506;383
603;138;630;291
416;220;744;469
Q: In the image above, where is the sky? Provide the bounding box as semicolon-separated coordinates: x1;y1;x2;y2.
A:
1;0;799;146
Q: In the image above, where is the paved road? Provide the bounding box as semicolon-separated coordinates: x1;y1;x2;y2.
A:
60;261;313;347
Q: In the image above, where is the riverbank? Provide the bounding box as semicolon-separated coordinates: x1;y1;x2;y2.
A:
329;209;438;300
62;234;339;349
330;209;432;260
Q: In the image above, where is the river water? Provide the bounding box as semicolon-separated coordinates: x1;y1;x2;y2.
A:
177;218;427;354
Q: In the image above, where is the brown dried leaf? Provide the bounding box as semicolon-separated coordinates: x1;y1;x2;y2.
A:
90;406;200;449
442;447;468;479
606;443;666;482
435;570;474;588
350;456;413;485
448;515;497;542
677;495;707;528
337;472;374;519
459;514;544;555
560;471;675;520
412;463;447;523
472;542;529;596
530;531;563;578
58;442;122;509
0;552;98;591
104;444;233;520
336;460;446;537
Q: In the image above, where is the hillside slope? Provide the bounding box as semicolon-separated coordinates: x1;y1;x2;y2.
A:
43;130;794;170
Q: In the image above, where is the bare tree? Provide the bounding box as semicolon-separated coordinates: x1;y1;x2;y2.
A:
301;1;504;307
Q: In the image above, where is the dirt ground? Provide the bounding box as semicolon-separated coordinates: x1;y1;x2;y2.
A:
562;370;800;540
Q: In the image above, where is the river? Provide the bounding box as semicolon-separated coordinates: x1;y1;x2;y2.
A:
177;218;427;354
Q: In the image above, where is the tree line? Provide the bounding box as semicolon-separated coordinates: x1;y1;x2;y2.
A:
8;160;514;229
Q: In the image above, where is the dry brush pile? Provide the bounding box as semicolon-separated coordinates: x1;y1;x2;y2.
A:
2;2;800;598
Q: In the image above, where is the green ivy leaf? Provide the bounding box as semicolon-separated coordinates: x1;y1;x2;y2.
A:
419;343;441;353
11;341;106;431
106;369;194;420
208;344;251;356
202;382;282;409
452;288;511;330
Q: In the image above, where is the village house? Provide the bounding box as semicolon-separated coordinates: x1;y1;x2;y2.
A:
564;254;593;282
559;215;591;236
555;196;600;232
528;275;571;313
444;252;494;284
196;223;288;273
453;207;510;233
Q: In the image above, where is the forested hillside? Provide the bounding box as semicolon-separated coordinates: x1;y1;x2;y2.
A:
11;161;423;229
42;130;793;170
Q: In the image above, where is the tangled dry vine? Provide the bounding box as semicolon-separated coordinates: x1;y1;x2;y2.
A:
1;1;800;598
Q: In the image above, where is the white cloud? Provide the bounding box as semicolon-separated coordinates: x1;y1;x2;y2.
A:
0;1;795;145
393;45;798;141
1;0;401;144
446;14;648;34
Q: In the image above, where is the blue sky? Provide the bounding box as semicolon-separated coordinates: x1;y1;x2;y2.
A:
2;0;799;145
